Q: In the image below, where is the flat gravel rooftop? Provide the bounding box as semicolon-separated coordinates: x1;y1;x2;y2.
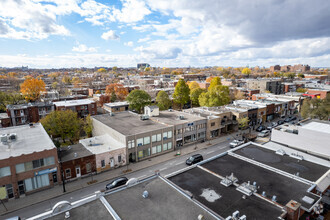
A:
169;167;284;219
234;144;329;181
202;154;320;210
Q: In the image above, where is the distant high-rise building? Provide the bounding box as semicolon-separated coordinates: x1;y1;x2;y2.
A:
137;63;150;70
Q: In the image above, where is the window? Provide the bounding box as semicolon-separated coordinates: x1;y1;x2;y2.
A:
168;131;172;138
168;142;172;150
152;135;157;142
44;157;55;166
24;161;33;171
152;146;157;154
86;163;91;173
163;132;167;140
118;155;122;163
65;169;71;178
24;174;50;192
2;184;14;199
16;163;25;173
128;140;135;149
0;167;11;177
144;136;150;145
157;145;162;153
157;134;161;142
101;160;105;168
137;138;143;146
163;143;168;151
211;122;215;127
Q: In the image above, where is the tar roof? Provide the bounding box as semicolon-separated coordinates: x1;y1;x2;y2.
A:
234;144;329;182
169;167;284;219
153;110;206;126
93;112;170;136
105;176;216;220
46;199;113;220
201;154;320;211
59;143;93;162
0;123;55;160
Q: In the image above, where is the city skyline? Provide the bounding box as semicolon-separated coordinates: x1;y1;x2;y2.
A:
1;0;330;68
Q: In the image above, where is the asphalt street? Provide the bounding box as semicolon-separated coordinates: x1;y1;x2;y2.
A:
3;139;232;220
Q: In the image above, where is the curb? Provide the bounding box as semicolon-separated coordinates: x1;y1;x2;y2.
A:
1;137;229;217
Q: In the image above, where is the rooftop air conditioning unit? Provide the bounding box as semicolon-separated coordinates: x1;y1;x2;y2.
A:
179;115;185;120
9;133;17;141
1;134;8;144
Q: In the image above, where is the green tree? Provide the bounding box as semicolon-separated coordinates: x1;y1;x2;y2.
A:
188;81;200;90
300;99;311;119
110;91;117;102
126;90;151;113
190;88;204;106
284;72;296;79
297;73;305;78
156;90;171;110
198;77;230;107
238;117;249;130
173;78;190;110
83;115;93;137
51;82;58;91
40;110;82;144
296;88;307;93
0;91;24;112
242;68;251;75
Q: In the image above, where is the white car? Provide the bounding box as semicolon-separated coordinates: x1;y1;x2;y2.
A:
258;130;270;137
229;140;245;148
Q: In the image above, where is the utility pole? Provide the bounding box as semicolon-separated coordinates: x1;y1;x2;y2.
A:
57;147;66;193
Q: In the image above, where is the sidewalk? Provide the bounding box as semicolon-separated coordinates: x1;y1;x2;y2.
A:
0;132;241;216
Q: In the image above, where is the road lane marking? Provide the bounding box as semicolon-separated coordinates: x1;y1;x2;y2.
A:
159;167;168;171
175;161;184;166
207;150;215;154
81;194;94;199
137;175;147;179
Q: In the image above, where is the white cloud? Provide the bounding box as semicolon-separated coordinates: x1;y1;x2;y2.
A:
124;41;133;47
72;44;98;52
113;0;151;23
101;30;119;40
138;36;151;43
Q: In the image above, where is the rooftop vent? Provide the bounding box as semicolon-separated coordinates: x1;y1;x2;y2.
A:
74;153;77;158
179;115;185;120
65;211;70;219
142;190;149;199
9;133;17;141
272;195;277;202
140;115;149;120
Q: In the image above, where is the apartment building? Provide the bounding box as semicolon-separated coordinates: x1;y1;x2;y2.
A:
245;79;284;94
0;123;60;199
184;107;238;140
53;99;97;118
6;102;54;126
92;111;174;163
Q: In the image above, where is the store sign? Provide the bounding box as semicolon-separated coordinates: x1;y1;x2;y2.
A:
35;167;57;176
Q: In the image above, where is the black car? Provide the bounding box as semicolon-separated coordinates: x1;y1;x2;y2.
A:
186;154;203;165
284;117;291;122
106;177;128;190
256;125;266;132
277;120;284;125
291;116;297;121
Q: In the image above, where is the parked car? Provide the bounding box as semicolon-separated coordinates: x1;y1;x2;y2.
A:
277;120;284;125
258;130;270;137
106;177;128;190
267;122;278;130
256;125;266;132
284;117;291;123
291;116;297;121
186;154;203;165
230;139;245;148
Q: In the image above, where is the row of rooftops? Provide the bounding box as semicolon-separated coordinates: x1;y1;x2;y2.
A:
6;99;95;110
31;142;330;220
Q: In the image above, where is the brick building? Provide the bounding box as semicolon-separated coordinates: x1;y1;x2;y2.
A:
0;123;60;199
270;65;281;72
6;102;54;126
0;113;11;128
59;144;96;180
53;99;97;118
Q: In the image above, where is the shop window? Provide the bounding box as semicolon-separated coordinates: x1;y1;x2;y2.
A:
101;160;105;168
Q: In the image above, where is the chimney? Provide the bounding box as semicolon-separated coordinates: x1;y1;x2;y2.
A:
285;200;302;220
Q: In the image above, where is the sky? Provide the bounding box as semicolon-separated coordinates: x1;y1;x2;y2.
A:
0;0;330;68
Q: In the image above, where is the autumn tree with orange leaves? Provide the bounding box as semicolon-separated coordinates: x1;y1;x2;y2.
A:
105;83;129;101
20;77;46;101
206;76;214;83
